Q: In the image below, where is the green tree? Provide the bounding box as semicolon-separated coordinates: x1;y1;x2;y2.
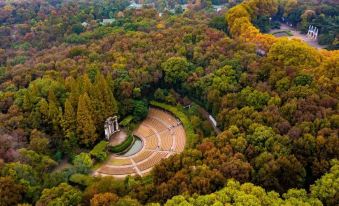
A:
73;152;93;174
115;197;142;206
154;88;166;101
18;148;57;174
247;123;275;152
36;183;82;206
283;189;322;206
310;160;339;206
1;162;40;201
38;98;50;127
22;91;32;112
29;134;49;155
208;16;228;33
162;57;190;86
239;87;270;110
164;179;322;206
72;23;85;34
133;100;148;122
91;74;118;130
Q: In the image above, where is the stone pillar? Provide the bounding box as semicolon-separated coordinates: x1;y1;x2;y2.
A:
104;116;120;141
314;28;318;40
105;125;109;140
115;117;119;131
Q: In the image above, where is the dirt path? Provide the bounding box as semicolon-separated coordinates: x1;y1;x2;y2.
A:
196;106;221;135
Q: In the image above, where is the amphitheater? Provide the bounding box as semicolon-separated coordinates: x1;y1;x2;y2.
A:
94;107;186;178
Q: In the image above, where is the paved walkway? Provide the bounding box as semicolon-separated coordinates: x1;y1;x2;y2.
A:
109;130;128;146
270;24;325;49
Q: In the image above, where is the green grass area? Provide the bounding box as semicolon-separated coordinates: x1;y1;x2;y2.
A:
109;134;134;153
272;30;293;37
150;101;197;147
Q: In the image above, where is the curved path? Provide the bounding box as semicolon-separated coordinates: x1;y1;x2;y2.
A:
94;108;186;178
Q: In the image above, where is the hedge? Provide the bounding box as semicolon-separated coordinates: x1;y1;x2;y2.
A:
110;134;134;153
90;141;109;161
150;101;197;147
120;115;134;127
272;30;293;37
69;173;94;186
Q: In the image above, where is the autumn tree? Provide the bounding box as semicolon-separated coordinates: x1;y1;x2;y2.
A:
36;183;82;206
267;38;322;69
28;129;50;155
1;162;40;201
90;192;119;206
246;0;278;17
162;57;190;86
0;176;26;206
76;93;97;146
62;98;77;139
164;179;322;206
91;73;118;130
83;176;124;204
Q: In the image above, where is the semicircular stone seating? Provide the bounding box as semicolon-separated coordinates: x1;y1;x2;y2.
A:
95;107;186;178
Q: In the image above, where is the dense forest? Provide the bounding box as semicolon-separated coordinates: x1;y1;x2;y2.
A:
0;0;338;205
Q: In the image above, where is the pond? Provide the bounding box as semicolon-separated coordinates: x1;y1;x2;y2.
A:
119;136;143;157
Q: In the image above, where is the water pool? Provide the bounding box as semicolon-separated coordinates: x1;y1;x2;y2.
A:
120;137;143;157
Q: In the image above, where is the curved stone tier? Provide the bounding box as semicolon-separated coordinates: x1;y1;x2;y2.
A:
94;108;186;178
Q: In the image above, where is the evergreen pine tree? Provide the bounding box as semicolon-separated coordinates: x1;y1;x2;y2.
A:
48;90;61;131
81;74;93;95
38;99;50;130
48;90;58;107
103;76;118;116
91;74;106;129
39;99;49;118
29;108;42;129
66;76;80;109
23;92;32;112
91;74;118;131
76;93;97;146
62;98;76;139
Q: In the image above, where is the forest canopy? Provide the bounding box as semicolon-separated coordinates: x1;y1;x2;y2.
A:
0;0;338;206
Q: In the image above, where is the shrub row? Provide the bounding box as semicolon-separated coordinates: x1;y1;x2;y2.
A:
120;115;134;127
90;141;109;161
109;134;134;153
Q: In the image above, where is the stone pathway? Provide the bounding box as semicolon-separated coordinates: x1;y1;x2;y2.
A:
109;130;128;146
